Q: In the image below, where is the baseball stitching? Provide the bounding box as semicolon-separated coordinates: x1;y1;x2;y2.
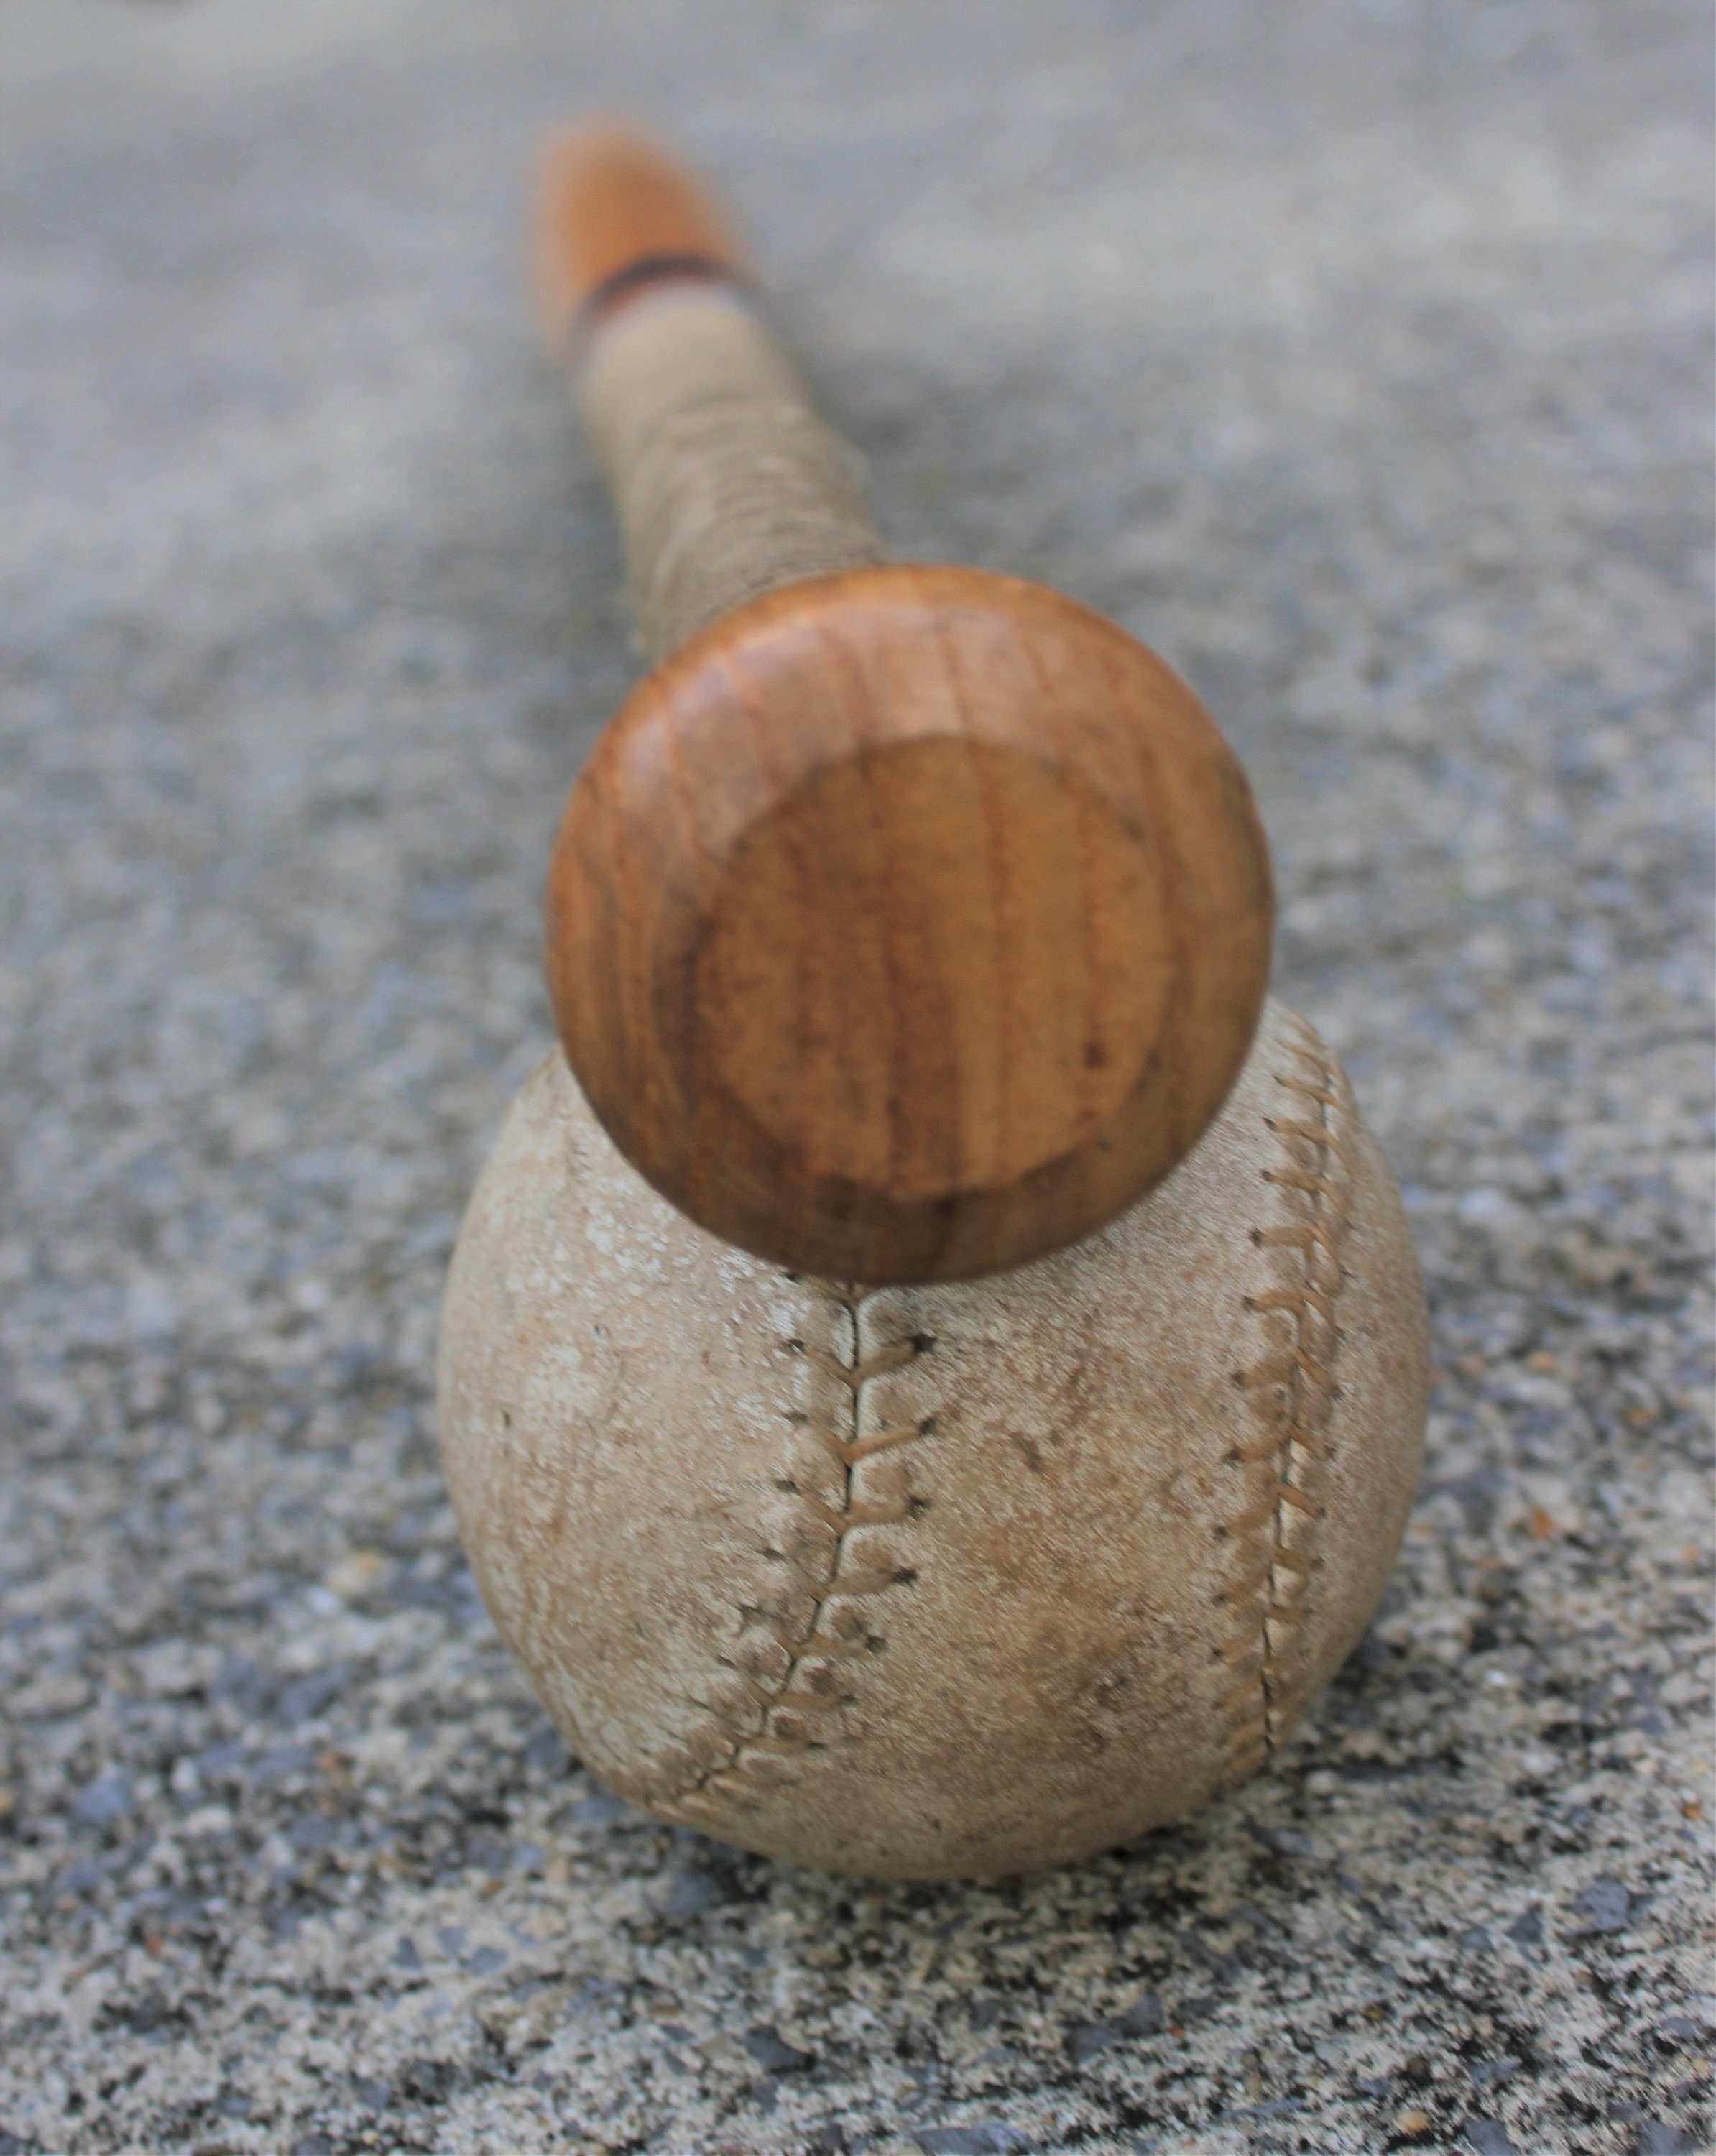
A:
613;1012;1353;1821
1215;1010;1357;1785
629;1281;931;1827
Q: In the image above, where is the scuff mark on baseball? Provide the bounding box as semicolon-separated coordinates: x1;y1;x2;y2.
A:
437;999;1428;1879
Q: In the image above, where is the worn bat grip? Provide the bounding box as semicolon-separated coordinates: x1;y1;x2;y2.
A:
538;126;885;661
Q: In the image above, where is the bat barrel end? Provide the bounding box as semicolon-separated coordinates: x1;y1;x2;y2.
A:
545;563;1275;1284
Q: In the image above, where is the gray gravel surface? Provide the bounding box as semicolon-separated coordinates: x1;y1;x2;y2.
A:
3;2;1712;2151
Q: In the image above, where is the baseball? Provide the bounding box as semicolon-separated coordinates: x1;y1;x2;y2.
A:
437;998;1428;1880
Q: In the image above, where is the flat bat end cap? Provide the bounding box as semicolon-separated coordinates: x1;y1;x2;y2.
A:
545;563;1273;1283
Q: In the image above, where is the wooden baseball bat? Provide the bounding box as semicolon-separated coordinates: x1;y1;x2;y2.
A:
537;123;1274;1285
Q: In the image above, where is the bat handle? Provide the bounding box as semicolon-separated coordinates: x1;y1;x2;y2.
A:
538;124;885;663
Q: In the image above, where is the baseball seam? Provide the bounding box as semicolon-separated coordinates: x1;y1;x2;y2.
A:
640;1281;928;1825
1216;1010;1356;1784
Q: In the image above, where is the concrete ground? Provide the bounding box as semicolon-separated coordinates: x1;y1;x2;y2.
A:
1;2;1711;2150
